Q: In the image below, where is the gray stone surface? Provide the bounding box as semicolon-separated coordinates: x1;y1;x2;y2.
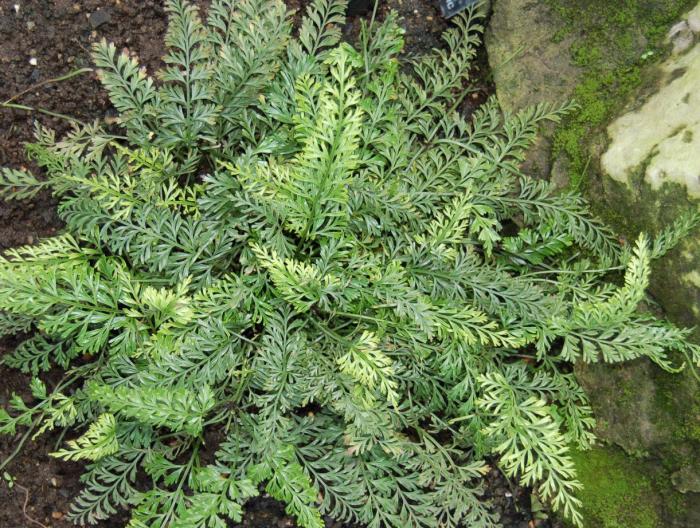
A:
486;0;580;112
485;0;581;181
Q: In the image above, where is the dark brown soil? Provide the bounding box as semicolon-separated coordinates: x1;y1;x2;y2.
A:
0;1;544;527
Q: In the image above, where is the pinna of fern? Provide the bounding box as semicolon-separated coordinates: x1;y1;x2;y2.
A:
1;1;699;528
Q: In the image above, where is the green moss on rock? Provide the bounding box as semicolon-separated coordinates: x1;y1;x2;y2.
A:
570;446;661;528
570;442;700;528
544;0;698;187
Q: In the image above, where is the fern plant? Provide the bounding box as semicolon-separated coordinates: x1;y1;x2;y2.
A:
0;1;698;527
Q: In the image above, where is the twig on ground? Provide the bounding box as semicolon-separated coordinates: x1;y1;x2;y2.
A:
13;483;49;528
1;68;92;106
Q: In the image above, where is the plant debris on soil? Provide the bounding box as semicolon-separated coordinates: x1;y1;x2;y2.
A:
0;1;557;527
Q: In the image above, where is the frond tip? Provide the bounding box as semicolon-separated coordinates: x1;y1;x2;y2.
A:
52;413;119;462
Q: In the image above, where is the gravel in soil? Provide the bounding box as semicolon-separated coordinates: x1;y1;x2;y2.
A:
1;1;554;527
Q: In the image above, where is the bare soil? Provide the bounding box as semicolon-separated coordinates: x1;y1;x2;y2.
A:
0;1;549;527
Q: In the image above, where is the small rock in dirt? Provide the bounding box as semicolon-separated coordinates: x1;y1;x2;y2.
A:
28;57;38;66
13;4;20;14
50;477;59;487
89;9;112;29
51;511;64;520
26;20;35;31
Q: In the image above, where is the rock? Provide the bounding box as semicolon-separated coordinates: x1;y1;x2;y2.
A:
486;0;580;112
88;9;111;29
668;3;700;54
486;0;700;523
672;465;700;494
688;4;700;32
599;12;700;335
485;0;581;180
669;21;695;54
601;43;700;198
588;2;700;519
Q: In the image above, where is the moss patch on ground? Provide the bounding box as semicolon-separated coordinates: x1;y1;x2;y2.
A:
544;0;697;190
570;446;662;528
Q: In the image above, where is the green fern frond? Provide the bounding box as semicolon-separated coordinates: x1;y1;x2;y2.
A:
52;413;119;461
92;40;157;143
298;0;348;58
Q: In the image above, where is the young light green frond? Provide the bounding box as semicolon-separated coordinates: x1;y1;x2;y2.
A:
415;194;474;249
52;413;119;461
87;382;215;436
478;372;583;527
337;331;399;407
266;44;365;240
568;234;650;328
3;233;88;264
252;244;344;313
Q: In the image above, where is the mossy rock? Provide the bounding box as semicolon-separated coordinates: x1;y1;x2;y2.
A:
544;0;698;188
485;0;582;183
569;444;700;528
579;10;700;521
485;2;700;526
569;446;662;528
